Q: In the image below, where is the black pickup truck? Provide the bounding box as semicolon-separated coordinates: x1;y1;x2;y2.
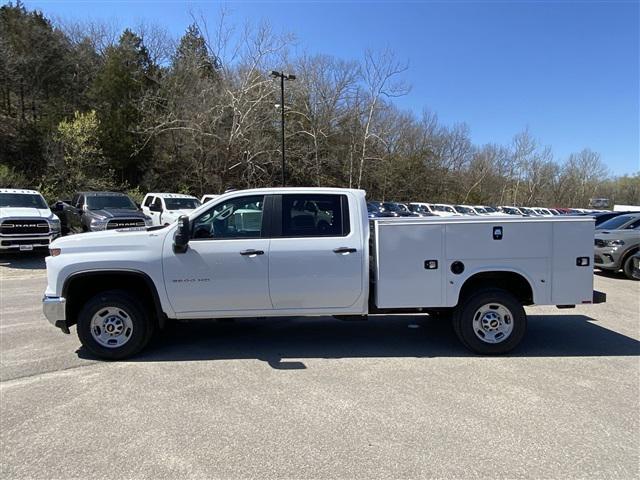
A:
52;192;151;234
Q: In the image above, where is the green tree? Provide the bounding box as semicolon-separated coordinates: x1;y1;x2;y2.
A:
46;110;116;198
90;29;158;184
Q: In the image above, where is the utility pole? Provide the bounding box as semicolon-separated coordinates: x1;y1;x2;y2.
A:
270;71;296;186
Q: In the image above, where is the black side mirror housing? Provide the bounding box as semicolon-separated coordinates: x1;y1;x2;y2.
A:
173;215;190;254
149;204;162;213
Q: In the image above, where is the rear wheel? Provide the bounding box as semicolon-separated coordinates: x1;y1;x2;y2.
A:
77;290;154;360
453;288;526;354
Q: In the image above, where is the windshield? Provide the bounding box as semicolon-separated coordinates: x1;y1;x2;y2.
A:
474;207;487;214
483;206;496;213
383;203;402;212
0;193;48;209
164;198;201;210
367;203;380;213
410;204;428;213
502;207;521;215
597;215;636;230
86;195;137;210
520;208;536;215
454;206;476;215
433;205;454;213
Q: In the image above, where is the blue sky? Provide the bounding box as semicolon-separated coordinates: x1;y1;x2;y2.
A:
25;0;639;175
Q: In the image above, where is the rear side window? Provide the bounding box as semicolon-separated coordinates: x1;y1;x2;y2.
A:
281;194;350;237
143;196;154;207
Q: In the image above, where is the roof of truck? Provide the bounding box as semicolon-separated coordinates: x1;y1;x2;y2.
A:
144;193;198;199
80;191;127;196
0;188;41;195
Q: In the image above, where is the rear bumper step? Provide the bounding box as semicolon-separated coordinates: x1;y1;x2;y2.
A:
592;290;607;304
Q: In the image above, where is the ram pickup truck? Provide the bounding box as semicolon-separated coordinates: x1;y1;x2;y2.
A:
43;187;605;360
0;188;61;251
52;192;151;234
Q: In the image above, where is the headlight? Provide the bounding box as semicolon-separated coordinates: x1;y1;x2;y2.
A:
605;239;624;247
90;218;108;231
49;218;61;231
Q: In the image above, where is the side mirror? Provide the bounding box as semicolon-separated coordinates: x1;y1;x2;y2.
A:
173;215;190;254
149;204;162;213
50;202;63;212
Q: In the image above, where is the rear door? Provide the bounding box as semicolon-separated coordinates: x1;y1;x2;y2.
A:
268;193;364;310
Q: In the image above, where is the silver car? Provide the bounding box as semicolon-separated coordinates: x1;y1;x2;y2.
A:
594;213;640;280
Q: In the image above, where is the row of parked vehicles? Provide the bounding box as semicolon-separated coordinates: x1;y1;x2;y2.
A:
0;187;637;280
366;201;608;219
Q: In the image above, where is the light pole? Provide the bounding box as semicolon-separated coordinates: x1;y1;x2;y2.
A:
271;70;296;187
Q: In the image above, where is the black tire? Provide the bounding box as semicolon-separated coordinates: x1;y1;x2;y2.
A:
452;288;527;355
622;253;639;281
77;290;154;360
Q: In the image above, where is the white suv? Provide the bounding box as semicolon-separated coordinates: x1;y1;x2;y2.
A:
0;188;61;251
141;193;201;226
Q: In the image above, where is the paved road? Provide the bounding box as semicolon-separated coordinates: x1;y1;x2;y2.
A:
1;252;639;479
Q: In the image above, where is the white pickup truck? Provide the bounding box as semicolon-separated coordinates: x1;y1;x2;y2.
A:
1;188;61;251
43;187;605;359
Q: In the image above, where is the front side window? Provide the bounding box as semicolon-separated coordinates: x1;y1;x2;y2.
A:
282;194;349;237
0;193;48;209
191;195;264;239
143;196;154;207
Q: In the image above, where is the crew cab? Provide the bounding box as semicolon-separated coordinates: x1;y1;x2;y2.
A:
42;187;605;360
52;192;151;234
0;189;61;251
141;193;201;226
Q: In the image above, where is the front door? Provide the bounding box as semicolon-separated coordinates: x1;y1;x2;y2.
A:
268;193;364;310
162;194;272;316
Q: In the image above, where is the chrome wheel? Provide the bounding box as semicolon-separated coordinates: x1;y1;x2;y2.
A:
90;307;134;348
472;302;514;344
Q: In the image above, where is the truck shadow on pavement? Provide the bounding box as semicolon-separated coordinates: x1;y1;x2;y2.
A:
77;314;640;367
0;252;47;270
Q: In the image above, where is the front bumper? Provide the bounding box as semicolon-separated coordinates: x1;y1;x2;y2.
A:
0;233;60;250
42;296;69;333
593;246;622;270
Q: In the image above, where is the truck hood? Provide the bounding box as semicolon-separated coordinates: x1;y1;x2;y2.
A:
51;226;169;252
0;207;54;219
87;208;147;221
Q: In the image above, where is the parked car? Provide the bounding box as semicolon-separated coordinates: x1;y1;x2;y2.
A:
52;192;151;234
43;187;604;359
408;202;439;217
594;223;640;280
453;205;479;216
381;202;415;217
431;204;461;216
473;206;504;216
498;206;524;215
201;194;219;204
0;188;61;252
367;202;396;218
141;193;201;226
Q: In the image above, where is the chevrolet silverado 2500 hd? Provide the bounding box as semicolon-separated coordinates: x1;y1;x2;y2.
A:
0;189;61;251
42;187;605;359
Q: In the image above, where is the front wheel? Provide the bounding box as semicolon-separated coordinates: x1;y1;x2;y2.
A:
453;288;526;355
622;254;639;281
77;290;154;360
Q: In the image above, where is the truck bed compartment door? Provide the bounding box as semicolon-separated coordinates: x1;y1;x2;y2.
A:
375;223;444;308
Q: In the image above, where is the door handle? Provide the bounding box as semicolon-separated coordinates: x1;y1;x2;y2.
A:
333;247;357;254
239;249;264;256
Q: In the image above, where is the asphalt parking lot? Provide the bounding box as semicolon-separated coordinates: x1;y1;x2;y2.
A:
1;252;639;479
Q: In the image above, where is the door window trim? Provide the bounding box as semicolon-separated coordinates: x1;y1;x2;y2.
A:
271;193;352;239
